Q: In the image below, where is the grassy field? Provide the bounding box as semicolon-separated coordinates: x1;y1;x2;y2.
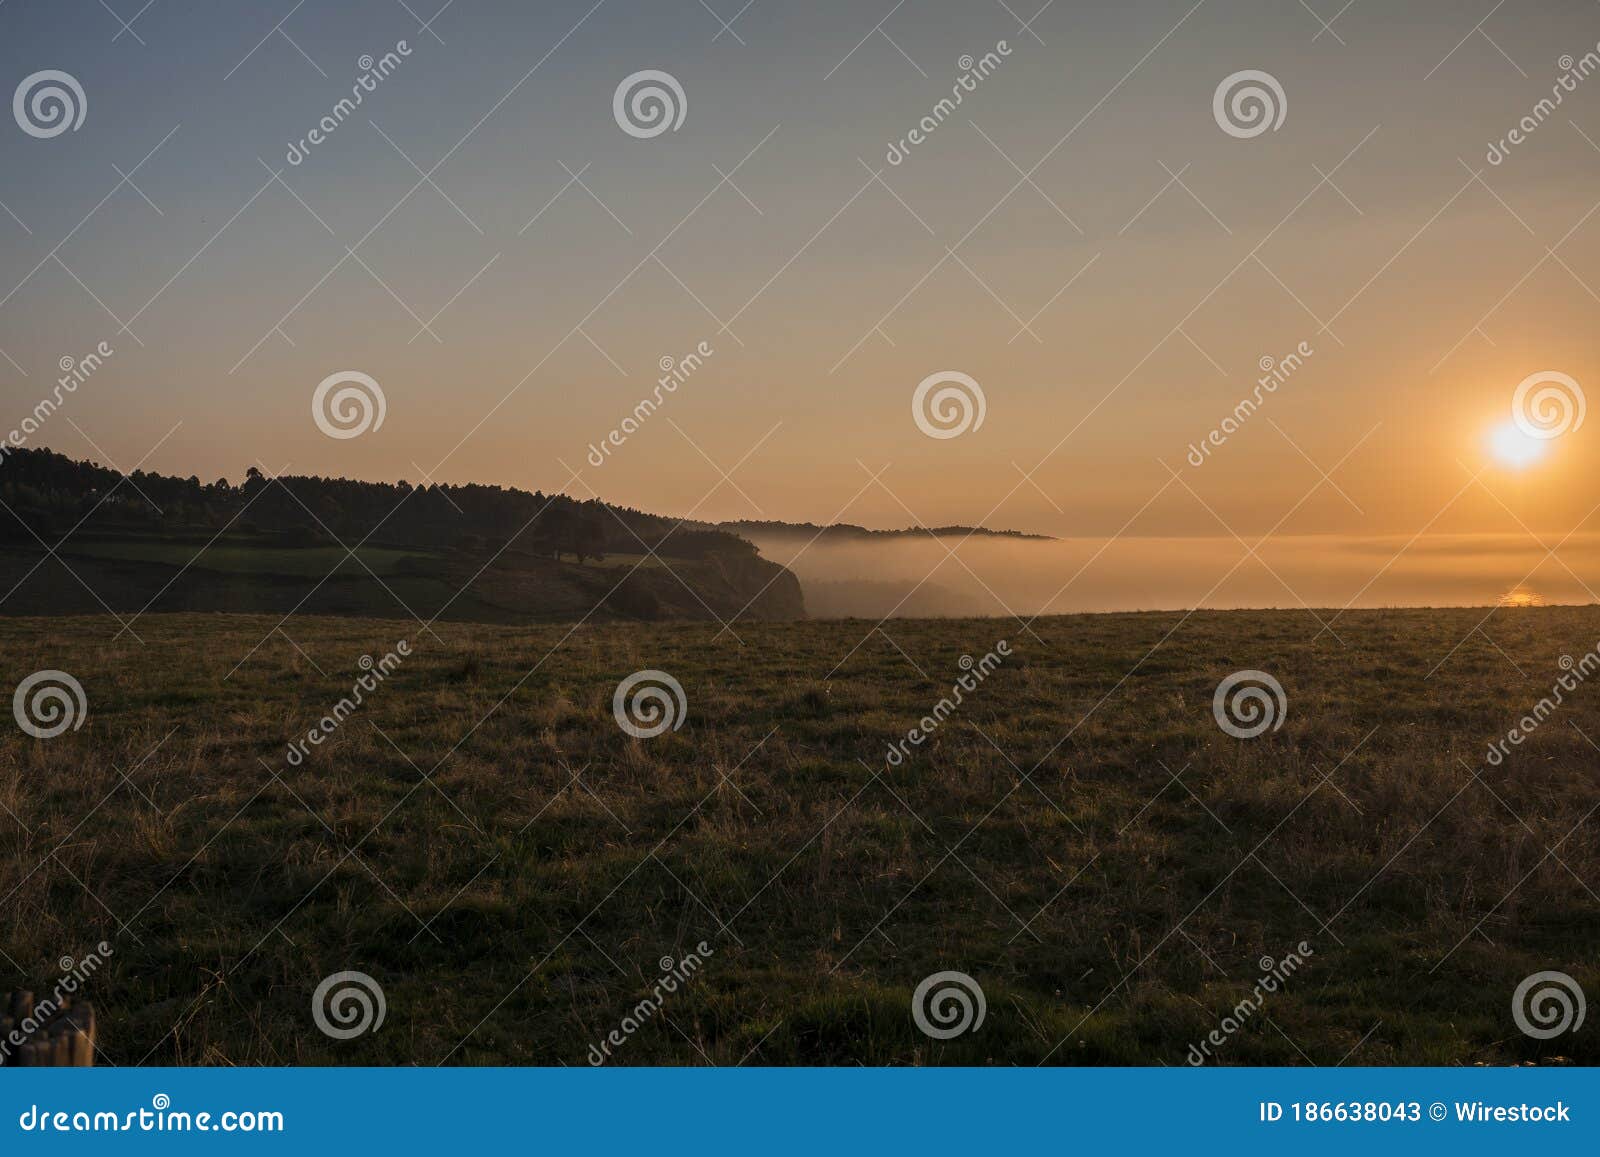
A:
1;608;1596;1066
61;541;431;576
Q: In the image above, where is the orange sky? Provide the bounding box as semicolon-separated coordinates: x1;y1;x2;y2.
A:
3;1;1599;557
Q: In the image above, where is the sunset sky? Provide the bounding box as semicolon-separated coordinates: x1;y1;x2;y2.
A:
3;0;1599;557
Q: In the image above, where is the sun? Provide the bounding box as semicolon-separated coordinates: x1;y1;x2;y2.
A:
1488;420;1548;468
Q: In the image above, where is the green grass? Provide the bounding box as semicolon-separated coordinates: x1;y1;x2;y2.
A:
587;552;666;569
1;608;1596;1066
62;541;431;576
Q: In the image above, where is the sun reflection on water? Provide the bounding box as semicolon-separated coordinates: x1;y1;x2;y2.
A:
1497;585;1546;608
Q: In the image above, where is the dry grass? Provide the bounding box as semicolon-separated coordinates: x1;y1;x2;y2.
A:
1;607;1596;1065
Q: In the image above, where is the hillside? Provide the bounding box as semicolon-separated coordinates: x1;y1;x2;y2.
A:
0;448;804;623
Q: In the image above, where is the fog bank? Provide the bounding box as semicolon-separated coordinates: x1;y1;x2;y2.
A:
740;531;1600;619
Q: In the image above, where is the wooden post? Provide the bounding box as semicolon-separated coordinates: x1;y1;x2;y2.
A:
1;990;96;1067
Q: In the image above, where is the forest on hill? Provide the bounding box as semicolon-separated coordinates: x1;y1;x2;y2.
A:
0;448;804;623
0;446;750;563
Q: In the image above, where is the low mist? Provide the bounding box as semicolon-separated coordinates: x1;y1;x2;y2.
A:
740;531;1600;619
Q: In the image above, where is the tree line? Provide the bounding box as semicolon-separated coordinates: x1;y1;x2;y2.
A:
0;447;752;563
